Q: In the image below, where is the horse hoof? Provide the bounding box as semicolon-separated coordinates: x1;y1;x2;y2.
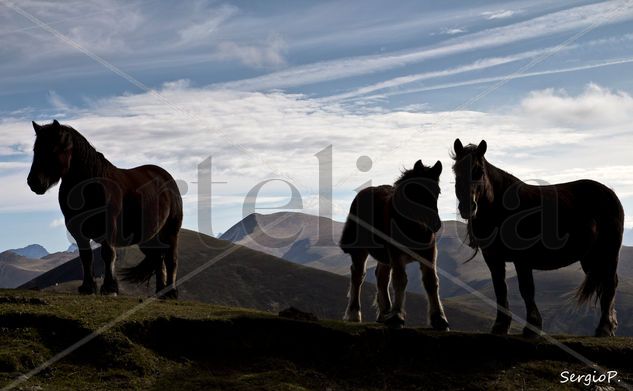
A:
159;288;179;300
78;282;97;295
376;313;389;323
100;282;119;296
431;314;450;331
343;309;362;323
595;327;615;337
384;312;405;329
491;323;510;335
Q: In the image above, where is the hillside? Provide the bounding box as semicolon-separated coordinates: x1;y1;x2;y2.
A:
0;290;631;390
19;229;492;330
0;250;76;288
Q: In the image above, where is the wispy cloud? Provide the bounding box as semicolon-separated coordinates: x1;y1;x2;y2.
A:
177;3;239;45
482;10;517;20
361;56;633;99
216;34;287;68
217;1;633;90
320;46;570;103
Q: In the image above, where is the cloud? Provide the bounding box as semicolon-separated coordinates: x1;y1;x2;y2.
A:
49;218;64;228
216;34;287;68
357;56;633;100
2;82;632;227
519;83;633;128
482;10;517;20
177;4;239;45
47;90;72;112
321;46;568;103
216;1;633;90
439;28;466;35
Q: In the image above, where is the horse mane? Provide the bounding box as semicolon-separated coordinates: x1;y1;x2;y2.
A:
393;165;440;193
64;125;114;177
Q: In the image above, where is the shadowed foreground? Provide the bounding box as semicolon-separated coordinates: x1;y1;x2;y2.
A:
0;290;631;390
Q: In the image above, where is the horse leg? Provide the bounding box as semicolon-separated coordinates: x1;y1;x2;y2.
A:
594;252;619;337
137;245;165;295
385;252;407;328
155;258;167;294
419;246;449;331
161;232;179;299
486;258;511;335
515;262;541;337
374;262;391;323
343;250;368;322
77;240;97;295
99;242;119;295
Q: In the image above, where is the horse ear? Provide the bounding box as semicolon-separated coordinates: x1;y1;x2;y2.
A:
429;160;442;178
414;159;424;171
32;121;42;134
477;140;487;156
52;119;60;128
453;138;464;156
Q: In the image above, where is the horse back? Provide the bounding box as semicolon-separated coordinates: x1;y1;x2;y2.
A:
479;179;624;267
339;185;393;256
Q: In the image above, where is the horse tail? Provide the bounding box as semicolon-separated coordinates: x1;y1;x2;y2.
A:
119;255;161;284
576;273;601;305
577;189;623;305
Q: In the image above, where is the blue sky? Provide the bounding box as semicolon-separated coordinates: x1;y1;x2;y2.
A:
2;0;633;251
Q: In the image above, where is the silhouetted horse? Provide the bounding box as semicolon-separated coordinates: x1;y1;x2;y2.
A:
27;120;183;298
452;139;624;337
339;160;449;330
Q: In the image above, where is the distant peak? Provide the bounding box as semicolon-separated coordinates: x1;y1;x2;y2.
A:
7;244;49;259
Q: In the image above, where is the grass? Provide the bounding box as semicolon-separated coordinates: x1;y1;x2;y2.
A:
0;289;632;390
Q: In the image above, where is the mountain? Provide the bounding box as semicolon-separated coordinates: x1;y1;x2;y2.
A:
0;250;75;288
2;290;631;390
220;212;358;274
20;229;490;330
7;244;48;259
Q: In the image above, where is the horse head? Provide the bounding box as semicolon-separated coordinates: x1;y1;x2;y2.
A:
27;120;74;194
393;159;443;233
452;138;492;219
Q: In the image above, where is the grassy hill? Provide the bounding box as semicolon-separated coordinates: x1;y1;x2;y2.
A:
19;229;493;331
0;290;631;390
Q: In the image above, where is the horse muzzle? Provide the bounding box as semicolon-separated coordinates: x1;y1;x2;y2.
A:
458;196;478;219
27;176;47;195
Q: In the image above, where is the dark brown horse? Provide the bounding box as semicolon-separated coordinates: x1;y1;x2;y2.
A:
27;120;183;298
339;160;449;330
452;139;624;337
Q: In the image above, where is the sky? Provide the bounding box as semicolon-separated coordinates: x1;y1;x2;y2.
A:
2;0;633;252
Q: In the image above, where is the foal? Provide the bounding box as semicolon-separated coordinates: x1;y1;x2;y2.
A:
27;120;183;298
339;160;449;330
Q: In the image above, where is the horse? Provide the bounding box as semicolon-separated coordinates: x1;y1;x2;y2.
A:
452;139;624;337
27;120;183;298
339;159;449;330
